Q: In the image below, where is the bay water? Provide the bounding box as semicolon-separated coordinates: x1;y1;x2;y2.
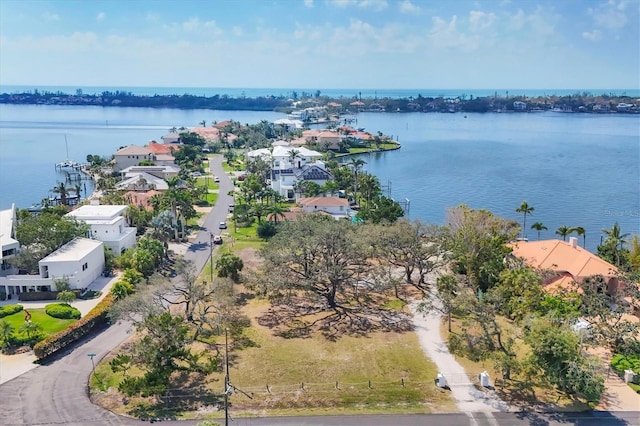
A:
0;104;638;252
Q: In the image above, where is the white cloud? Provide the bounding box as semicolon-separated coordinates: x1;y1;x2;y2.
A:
428;16;480;51
330;0;387;11
96;12;105;22
582;29;603;41
42;12;59;21
331;0;357;7
358;0;388;11
146;13;160;23
232;26;244;36
469;10;495;32
588;1;628;29
304;0;314;7
399;1;421;14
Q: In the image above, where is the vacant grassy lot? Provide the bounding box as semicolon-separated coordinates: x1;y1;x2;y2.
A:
2;308;77;336
216;299;456;416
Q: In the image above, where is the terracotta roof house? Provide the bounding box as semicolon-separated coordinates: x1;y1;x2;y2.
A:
190;126;220;142
507;237;620;293
125;190;161;210
147;141;178;155
213;120;234;129
113;145;155;172
297;197;351;219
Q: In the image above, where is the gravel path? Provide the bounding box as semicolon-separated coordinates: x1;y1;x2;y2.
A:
410;301;510;413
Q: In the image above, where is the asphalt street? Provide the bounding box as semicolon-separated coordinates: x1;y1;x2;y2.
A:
0;157;638;426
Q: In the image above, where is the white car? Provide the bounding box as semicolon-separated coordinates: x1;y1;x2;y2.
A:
219;221;227;229
214;176;220;183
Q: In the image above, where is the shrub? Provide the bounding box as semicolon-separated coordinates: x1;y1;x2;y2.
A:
34;294;114;360
611;353;640;384
0;304;23;318
45;303;81;320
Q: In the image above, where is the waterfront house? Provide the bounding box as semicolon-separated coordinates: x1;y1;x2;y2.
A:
302;129;341;150
0;204;19;276
0;237;104;297
113;145;155;172
297;197;351;219
65;204;136;254
507;237;620;293
271;164;334;201
513;101;527;111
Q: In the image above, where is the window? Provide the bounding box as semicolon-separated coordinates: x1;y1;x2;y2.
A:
82;262;88;271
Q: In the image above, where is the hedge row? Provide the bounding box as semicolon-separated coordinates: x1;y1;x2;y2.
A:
0;304;23;318
34;294;114;360
45;303;81;320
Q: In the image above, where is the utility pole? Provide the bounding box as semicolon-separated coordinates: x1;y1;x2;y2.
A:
224;327;230;426
209;232;214;283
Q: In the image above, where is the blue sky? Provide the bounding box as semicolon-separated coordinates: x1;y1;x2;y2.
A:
0;0;638;89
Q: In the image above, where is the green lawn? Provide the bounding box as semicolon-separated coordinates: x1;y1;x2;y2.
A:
196;177;219;191
2;307;77;336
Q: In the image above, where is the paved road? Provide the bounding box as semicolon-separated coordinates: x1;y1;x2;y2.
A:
1;157;638;426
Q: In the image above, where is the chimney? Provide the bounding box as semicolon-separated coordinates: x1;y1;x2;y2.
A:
569;237;578;248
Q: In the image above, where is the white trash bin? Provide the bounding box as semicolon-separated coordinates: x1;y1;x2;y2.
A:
436;372;447;388
624;370;635;383
479;371;490;387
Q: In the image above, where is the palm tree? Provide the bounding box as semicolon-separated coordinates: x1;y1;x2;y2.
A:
602;222;629;266
571;226;586;247
347;158;367;204
602;222;629;250
267;204;287;223
556;225;571;241
530;222;547;240
515;201;534;239
52;182;69;206
287;149;301;168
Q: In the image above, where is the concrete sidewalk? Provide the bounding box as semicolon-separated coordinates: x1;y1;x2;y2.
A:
0;273;120;384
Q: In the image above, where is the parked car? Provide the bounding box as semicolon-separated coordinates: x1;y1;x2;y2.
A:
228;204;235;213
219;221;227;229
214;176;220;183
212;235;223;245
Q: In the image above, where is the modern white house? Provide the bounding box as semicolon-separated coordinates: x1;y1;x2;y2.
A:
113;145;155;172
65;204;137;254
115;171;169;192
39;238;105;290
271;164;334;201
271;145;323;169
0;204;19;276
297;197;351;219
0;237;105;296
119;165;180;180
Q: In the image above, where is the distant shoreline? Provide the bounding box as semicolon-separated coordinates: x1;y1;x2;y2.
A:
1;89;638;114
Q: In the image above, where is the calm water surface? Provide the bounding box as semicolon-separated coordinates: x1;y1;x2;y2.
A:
1;105;638;252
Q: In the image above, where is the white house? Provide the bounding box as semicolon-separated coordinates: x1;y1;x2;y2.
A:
271;145;323;169
113;145;155;172
66;204;136;254
513;101;527;111
39;238;105;290
119;165;180;180
0;204;19;276
271;164;334;201
116;172;169;192
297;197;351;219
0;237;105;296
